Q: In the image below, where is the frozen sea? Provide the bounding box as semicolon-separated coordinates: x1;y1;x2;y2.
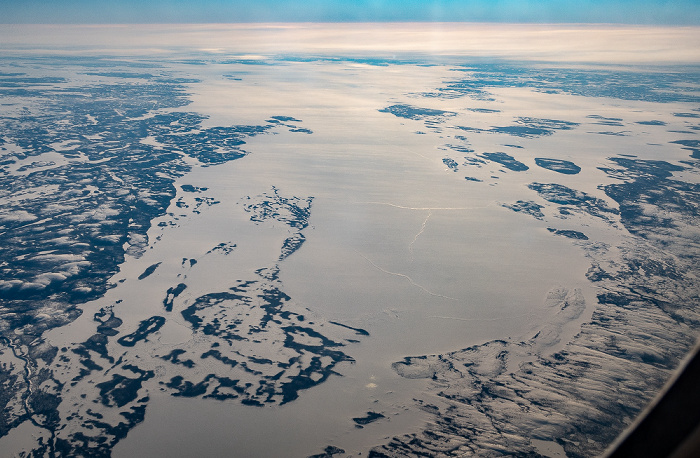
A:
0;24;699;457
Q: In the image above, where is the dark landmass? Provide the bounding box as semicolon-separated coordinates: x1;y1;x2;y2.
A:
181;184;208;193
279;233;306;261
159;349;195;368
587;114;625;126
379;104;456;121
96;365;154;408
173;276;357;405
329;321;370;336
181;258;197;268
280;55;436;67
83;72;155;79
353;411;385;427
116;316;166;347
447;144;475;154
458;117;578;138
502;200;545;219
423;63;700;103
265;116;312;133
528;182;618;221
308;445;346;458
242;187;313;261
137;262;161;280
600;158;696;242
68;306;124;383
219;58;272;66
670;139;700;159
442;157;459;172
290;127;313;134
206;242;236;255
480;152;529;171
241;186;313;230
590;130;630;136
493;117;578;137
94;306;122;337
535;157;581;175
547;227;589;240
270;115;302;122
0;76;68;86
163;283;187;312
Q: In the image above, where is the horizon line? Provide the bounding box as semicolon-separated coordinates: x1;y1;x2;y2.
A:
3;21;700;27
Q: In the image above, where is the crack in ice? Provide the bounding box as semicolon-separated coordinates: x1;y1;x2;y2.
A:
409;209;431;260
356;201;476;211
355;250;459;301
429;314;536;322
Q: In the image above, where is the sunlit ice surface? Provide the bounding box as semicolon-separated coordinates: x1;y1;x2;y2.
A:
0;23;699;457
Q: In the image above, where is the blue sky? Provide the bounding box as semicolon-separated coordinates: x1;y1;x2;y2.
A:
2;0;700;24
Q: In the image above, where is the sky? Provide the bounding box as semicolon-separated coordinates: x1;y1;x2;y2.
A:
2;0;700;24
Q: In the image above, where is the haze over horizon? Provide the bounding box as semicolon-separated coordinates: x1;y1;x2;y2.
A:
2;0;700;25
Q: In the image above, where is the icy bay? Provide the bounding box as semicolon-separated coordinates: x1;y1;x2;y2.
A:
0;24;699;457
